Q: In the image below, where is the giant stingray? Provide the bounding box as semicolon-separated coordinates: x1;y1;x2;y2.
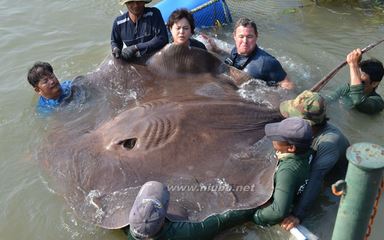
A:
39;44;285;229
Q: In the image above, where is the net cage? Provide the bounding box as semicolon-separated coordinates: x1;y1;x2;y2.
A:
191;0;305;28
190;0;232;28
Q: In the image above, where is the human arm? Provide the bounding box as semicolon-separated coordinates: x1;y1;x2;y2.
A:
345;48;384;113
347;48;363;86
186;209;253;239
325;82;384;114
349;84;384;114
292;136;342;221
253;167;297;226
200;33;231;56
278;76;295;90
323;83;351;103
111;18;124;52
281;215;300;230
140;209;253;240
260;56;293;89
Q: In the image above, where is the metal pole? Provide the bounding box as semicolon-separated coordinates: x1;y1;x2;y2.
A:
331;143;384;240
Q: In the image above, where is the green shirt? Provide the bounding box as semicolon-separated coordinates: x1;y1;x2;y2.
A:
253;151;311;226
124;209;254;240
325;83;384;114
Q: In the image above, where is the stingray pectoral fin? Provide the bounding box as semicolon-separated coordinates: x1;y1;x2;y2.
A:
227;66;253;86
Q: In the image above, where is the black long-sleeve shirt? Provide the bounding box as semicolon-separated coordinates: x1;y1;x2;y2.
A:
111;7;168;57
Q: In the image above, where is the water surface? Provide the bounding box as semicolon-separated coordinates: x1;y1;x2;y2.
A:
0;0;383;239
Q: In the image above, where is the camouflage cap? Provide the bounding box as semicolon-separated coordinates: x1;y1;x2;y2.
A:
279;90;326;126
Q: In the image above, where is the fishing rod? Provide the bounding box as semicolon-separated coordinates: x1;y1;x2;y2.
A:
310;38;384;92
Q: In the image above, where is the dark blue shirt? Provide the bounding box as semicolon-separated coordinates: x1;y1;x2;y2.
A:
37;80;72;114
111;7;168;57
228;46;287;85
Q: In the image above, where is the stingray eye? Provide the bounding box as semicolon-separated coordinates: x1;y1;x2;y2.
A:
118;138;137;150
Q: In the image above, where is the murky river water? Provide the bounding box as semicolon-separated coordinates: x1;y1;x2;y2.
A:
0;0;383;239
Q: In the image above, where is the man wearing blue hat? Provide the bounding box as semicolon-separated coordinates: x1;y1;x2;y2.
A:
111;0;168;62
253;117;313;226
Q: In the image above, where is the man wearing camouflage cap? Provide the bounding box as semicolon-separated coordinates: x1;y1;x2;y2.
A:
278;90;350;230
111;0;168;61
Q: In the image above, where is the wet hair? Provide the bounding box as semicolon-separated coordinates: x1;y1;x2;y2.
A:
27;61;54;87
233;17;258;35
359;58;384;82
167;9;195;34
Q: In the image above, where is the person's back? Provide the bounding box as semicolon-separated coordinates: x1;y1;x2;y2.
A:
291;122;349;221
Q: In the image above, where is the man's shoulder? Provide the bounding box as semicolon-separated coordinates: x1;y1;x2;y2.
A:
278;153;310;172
253;47;276;60
248;47;280;67
143;7;162;17
318;123;344;137
36;96;59;114
314;123;349;149
114;12;129;25
370;90;384;100
61;80;72;88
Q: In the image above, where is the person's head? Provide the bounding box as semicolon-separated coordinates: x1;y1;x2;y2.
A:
233;17;258;56
167;9;195;46
27;61;62;100
120;0;151;17
265;117;313;154
279;90;327;128
129;181;169;239
359;58;384;94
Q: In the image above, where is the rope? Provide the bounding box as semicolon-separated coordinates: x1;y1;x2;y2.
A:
365;178;384;240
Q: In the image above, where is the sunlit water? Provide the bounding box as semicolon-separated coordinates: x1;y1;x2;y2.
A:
0;0;383;239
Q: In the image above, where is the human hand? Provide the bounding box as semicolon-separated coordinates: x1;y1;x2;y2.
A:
121;45;138;61
200;33;218;52
280;215;300;231
112;47;121;59
346;48;362;66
